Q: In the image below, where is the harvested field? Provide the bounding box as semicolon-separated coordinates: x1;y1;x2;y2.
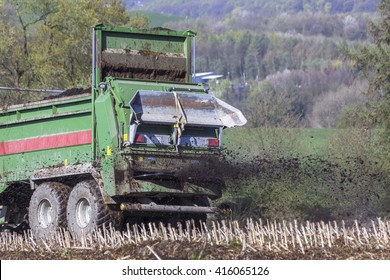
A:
1;218;389;260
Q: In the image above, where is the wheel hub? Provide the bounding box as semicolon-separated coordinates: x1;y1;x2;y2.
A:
37;199;53;228
76;198;91;228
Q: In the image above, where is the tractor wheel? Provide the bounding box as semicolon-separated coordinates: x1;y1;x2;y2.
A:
28;182;71;238
66;180;122;238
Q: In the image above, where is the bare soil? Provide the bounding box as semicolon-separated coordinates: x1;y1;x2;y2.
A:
1;241;389;260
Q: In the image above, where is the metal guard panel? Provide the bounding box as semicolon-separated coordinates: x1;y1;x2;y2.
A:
129;90;247;128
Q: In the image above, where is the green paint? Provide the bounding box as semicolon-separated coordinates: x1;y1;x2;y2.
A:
0;95;93;183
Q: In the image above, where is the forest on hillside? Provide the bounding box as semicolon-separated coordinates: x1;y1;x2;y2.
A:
123;0;381;16
124;0;385;131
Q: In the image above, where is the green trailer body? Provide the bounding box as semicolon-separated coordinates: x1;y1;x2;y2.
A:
0;94;93;184
0;25;246;236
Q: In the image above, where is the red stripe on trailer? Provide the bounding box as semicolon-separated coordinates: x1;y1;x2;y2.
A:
0;130;92;155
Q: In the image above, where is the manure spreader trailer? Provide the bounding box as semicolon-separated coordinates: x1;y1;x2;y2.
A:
0;25;246;237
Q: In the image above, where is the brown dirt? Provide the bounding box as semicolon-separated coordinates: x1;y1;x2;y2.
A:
102;64;186;82
1;241;389;260
43;88;91;100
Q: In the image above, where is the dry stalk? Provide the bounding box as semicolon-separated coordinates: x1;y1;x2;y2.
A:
147;244;162;260
296;233;305;254
2;218;390;255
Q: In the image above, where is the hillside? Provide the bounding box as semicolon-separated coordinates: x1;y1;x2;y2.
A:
124;0;380;18
124;1;379;129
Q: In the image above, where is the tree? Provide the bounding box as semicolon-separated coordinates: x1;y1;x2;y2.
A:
127;12;150;29
342;0;390;170
245;34;269;80
246;80;300;128
0;0;55;88
346;0;390;127
0;17;27;87
349;0;389;96
0;0;129;93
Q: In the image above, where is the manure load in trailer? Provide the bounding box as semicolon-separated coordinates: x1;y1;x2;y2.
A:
0;24;246;237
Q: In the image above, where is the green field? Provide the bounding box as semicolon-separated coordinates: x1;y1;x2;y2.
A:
223;127;336;157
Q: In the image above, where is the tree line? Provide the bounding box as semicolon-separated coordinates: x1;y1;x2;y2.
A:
163;11;368;128
124;0;380;17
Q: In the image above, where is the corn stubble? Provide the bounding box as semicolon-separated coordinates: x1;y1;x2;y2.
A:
1;218;389;259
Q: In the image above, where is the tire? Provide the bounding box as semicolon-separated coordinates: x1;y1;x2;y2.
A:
66;180;122;237
28;182;71;238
